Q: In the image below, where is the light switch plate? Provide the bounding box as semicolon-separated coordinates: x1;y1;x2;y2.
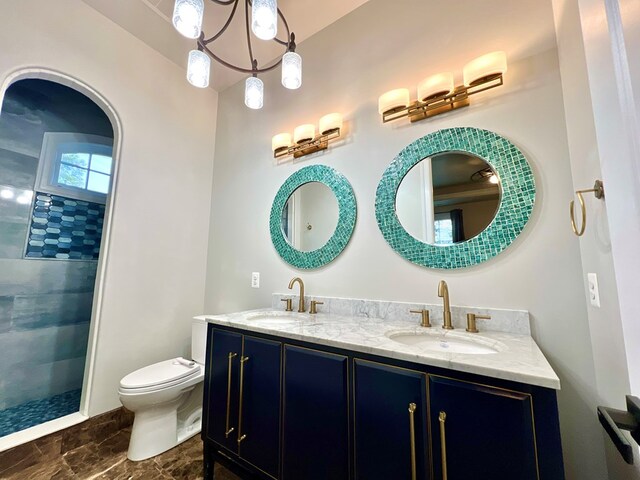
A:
587;273;600;307
251;272;260;288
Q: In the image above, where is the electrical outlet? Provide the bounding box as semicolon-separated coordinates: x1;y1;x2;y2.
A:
587;273;600;307
251;272;260;288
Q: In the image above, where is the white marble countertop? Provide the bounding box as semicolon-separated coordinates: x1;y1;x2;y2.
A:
196;309;560;390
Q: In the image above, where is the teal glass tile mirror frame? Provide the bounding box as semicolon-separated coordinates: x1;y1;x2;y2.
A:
270;165;357;269
375;127;535;269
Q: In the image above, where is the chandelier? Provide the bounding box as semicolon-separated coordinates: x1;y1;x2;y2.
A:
172;0;301;109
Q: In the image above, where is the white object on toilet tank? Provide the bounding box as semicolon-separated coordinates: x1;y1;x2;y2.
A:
191;317;207;364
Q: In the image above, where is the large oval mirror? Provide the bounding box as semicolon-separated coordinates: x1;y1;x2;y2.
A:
270;165;356;269
281;182;339;252
396;152;501;245
375;127;535;269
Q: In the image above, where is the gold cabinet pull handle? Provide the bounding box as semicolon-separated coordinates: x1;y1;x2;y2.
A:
225;352;237;438
237;355;250;444
408;403;417;480
439;411;448;480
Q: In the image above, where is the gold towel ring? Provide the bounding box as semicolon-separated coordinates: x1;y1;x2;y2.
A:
570;180;604;236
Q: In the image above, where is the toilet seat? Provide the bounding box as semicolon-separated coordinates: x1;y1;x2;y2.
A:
119;358;201;394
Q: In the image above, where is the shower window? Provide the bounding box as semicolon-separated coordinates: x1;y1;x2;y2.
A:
35;132;113;204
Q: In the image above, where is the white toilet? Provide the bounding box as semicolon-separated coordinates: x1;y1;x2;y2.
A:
118;318;207;461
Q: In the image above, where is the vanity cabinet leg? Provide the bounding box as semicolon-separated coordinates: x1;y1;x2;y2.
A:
204;442;215;480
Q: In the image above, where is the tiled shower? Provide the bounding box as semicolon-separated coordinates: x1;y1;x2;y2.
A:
0;80;113;437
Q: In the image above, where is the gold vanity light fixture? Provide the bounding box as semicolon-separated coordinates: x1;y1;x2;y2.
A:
378;51;507;124
272;113;343;159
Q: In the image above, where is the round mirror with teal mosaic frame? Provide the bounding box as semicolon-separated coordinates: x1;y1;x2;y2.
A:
270;165;357;269
375;127;535;269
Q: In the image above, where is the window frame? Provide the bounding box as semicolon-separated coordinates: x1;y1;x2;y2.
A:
35;132;113;204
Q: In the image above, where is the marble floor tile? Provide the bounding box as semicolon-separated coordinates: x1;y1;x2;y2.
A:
95;459;173;480
0;442;41;477
3;458;77;480
154;435;205;480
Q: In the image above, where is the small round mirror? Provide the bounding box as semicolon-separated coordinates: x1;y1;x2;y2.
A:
395;152;501;245
281;181;339;252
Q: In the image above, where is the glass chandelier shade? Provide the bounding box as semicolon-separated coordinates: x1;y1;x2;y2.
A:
281;51;302;90
172;0;204;39
251;0;278;40
245;77;264;109
187;50;211;88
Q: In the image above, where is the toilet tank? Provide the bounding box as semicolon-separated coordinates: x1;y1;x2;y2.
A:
191;317;208;365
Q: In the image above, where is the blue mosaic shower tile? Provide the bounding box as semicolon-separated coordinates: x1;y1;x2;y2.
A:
25;193;105;260
0;389;81;438
375;127;536;269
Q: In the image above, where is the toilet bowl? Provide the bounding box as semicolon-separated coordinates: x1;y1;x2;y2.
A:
118;318;207;461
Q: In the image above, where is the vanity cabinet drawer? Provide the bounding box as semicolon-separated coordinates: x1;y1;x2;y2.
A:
353;360;429;480
429;375;538;480
282;345;350;480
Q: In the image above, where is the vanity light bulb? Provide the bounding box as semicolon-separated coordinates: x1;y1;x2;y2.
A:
282;52;302;90
463;51;507;87
378;88;410;115
272;133;292;153
319;113;343;135
417;72;454;102
252;0;278;40
172;0;204;39
245;77;264;110
0;189;14;200
187;50;211;88
294;124;316;144
489;174;499;184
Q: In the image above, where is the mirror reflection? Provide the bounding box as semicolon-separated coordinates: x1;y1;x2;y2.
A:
281;182;339;252
396;152;501;245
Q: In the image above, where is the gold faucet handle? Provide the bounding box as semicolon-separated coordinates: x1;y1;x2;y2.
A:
466;313;491;333
410;309;431;328
281;298;293;312
310;300;324;314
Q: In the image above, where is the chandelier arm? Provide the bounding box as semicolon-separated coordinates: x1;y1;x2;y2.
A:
203;0;240;45
244;0;256;68
199;41;283;74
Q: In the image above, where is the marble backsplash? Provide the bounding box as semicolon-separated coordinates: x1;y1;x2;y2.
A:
272;294;530;335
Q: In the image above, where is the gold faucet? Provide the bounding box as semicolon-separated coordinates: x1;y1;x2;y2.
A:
438;280;453;330
288;277;306;313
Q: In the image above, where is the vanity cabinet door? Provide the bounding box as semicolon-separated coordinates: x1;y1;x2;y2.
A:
282;345;350;480
353;360;429;480
429;375;538;480
204;328;243;452
237;336;282;478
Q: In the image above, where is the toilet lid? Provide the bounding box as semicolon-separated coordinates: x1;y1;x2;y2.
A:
120;358;200;390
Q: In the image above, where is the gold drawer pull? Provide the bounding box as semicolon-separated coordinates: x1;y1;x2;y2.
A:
439;411;448;480
237;355;250;444
225;352;237;438
408;403;417;480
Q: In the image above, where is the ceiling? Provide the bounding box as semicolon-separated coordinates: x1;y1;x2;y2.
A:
81;0;370;91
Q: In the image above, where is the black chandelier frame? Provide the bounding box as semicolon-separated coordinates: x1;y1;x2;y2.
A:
196;0;296;76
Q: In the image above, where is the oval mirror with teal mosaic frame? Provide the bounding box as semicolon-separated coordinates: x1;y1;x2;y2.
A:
375;127;535;269
270;165;357;269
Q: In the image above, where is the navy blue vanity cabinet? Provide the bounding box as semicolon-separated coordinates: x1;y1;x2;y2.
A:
353;359;429;480
203;326;281;479
204;328;242;452
282;345;350;480
238;336;282;478
429;375;538;480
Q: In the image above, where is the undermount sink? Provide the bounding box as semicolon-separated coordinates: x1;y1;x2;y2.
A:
243;311;309;325
386;330;504;355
